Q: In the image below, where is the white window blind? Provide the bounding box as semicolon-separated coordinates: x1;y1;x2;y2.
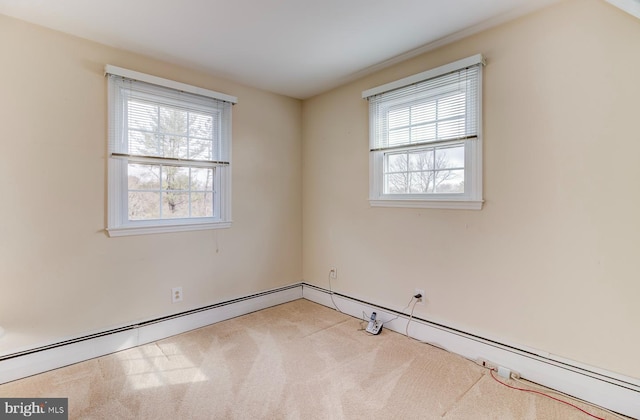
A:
368;64;480;152
108;76;231;165
106;68;235;236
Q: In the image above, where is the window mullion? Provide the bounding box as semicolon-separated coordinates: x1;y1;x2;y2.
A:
156;105;161;157
158;165;164;219
188;167;192;218
405;152;410;194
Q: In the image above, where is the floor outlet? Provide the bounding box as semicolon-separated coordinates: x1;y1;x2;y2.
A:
172;287;183;303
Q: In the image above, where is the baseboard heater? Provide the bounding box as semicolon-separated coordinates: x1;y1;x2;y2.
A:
1;282;638;418
0;283;303;383
301;283;640;419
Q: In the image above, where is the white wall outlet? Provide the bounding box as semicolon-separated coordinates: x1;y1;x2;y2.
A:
414;289;425;305
330;267;337;279
171;287;183;303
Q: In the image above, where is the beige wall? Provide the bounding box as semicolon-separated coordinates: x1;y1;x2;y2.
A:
2;0;639;382
0;14;302;352
303;0;640;379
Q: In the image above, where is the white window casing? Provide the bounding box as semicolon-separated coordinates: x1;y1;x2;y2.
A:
364;54;485;210
106;66;236;236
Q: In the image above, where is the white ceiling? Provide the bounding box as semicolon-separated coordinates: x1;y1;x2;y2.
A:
0;0;560;99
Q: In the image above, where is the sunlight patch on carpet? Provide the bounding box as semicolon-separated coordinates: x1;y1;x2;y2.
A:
116;344;209;390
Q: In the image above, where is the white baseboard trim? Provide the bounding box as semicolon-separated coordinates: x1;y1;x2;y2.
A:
0;284;303;385
301;284;640;419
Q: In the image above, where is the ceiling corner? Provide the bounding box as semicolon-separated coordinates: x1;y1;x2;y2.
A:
606;0;640;19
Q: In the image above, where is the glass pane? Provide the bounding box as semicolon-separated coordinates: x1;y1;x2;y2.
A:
128;164;160;189
129;130;159;156
388;107;409;129
191;192;213;217
128;192;160;220
189;139;213;160
385;173;408;194
409;172;433;193
189;112;214;139
386;153;407;173
162;167;189;191
408;149;434;171
160;107;187;135
160;135;188;159
128;100;157;131
191;168;214;191
434;169;464;193
162;192;189;218
435;145;465;169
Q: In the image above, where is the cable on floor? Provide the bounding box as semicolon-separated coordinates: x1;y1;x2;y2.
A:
358;311;370;331
510;376;629;420
489;369;609;420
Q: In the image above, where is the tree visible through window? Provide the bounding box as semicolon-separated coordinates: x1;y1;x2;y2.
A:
106;66;235;236
125;102;216;220
385;144;465;195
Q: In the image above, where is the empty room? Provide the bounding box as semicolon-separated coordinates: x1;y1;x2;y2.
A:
0;0;639;418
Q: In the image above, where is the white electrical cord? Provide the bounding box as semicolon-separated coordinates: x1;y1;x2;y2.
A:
405;298;420;337
382;296;415;326
327;270;342;312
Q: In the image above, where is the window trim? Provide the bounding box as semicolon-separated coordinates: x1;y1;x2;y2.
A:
105;66;236;237
364;54;484;210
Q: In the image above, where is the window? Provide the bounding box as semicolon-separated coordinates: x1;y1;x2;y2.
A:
106;66;236;236
363;55;484;209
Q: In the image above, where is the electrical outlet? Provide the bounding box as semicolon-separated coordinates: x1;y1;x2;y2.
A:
414;289;425;304
171;287;183;303
330;267;337;279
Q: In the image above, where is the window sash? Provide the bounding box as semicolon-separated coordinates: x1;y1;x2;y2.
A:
382;142;466;195
127;163;218;221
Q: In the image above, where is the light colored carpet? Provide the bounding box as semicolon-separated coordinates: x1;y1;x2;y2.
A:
0;299;624;419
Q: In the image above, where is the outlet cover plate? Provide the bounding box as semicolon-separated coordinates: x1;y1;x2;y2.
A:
172;287;183;303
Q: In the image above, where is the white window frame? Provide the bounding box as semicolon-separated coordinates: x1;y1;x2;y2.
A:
105;65;237;237
363;55;484;210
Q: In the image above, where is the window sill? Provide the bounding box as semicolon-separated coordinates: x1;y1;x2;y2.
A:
369;199;483;210
107;221;232;237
